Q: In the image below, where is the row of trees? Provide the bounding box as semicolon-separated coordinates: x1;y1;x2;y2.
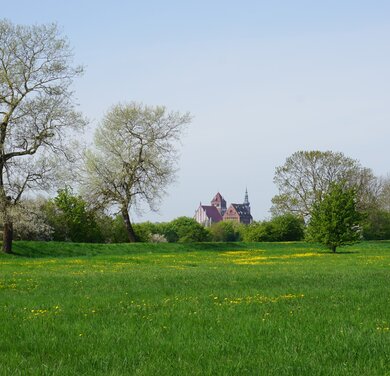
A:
0;20;191;253
12;186;390;247
11;188;303;243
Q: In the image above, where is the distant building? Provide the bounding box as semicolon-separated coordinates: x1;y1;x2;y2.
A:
194;189;253;226
210;192;227;216
194;204;223;226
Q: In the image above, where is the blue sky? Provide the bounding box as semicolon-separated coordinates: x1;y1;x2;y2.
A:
2;1;390;221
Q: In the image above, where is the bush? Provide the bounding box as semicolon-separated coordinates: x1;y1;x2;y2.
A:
243;221;276;242
45;188;103;243
270;214;305;241
362;210;390;240
133;222;160;242
209;221;243;242
149;233;168;243
242;214;304;242
12;198;53;241
162;217;211;243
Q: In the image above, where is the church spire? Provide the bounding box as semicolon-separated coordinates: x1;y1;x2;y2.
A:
244;187;249;205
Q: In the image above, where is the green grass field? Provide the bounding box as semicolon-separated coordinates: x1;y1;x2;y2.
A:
1;241;389;375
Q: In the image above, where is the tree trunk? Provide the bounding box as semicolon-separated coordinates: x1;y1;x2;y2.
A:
121;207;136;242
2;221;13;254
332;245;336;253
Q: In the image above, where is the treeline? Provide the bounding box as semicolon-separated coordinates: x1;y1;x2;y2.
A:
13;188;390;243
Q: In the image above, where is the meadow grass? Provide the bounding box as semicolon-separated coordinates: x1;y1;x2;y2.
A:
0;241;389;375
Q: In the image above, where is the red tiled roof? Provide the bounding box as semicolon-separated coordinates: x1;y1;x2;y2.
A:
202;205;223;222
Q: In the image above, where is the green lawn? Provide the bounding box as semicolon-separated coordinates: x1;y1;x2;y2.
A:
1;241;389;375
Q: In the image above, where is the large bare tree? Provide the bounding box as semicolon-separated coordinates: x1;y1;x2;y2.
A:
271;150;380;219
0;20;85;253
83;102;191;242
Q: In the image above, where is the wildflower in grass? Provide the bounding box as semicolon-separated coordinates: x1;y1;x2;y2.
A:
376;322;390;332
230;252;324;265
216;293;304;306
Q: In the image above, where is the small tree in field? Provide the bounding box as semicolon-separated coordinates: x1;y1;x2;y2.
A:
84;102;191;242
306;182;363;252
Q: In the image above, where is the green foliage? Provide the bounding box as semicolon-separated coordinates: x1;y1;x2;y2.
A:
95;215;128;243
271;214;305;241
243;221;277;242
362;209;390;240
133;222;161;242
306;183;363;252
209;221;243;242
243;214;304;242
162;217;211;243
92;216;161;244
45;188;103;243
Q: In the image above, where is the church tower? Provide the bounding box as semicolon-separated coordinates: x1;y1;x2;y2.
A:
244;188;250;213
211;192;227;216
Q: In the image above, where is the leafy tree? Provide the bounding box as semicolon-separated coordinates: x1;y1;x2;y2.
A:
362;209;390;240
209;221;243;242
243;221;277;242
163;217;211;243
83;102;191;242
45;188;102;242
0;20;85;253
272;151;379;219
359;176;390;240
242;214;304;242
378;176;390;212
306;183;363;252
95;214;128;243
132;222;160;242
270;214;305;241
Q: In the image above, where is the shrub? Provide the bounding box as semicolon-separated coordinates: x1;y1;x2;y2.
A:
149;233;168;243
362;210;390;240
243;221;276;242
12;198;53;241
270;214;305;241
163;217;211;243
242;214;304;242
45;188;103;243
209;221;243;242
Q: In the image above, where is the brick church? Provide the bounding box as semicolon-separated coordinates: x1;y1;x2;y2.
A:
194;190;253;226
